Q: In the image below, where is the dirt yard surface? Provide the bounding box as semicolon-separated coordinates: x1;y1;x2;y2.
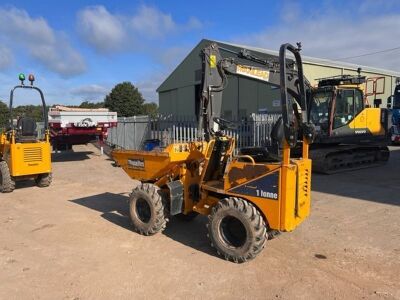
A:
1;144;399;300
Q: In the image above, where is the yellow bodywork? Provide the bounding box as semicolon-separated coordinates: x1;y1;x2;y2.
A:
349;107;386;135
0;130;52;178
222;158;311;231
112;142;208;181
335;84;386;136
112;136;312;233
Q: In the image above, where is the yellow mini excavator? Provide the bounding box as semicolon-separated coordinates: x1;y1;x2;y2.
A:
112;42;315;262
0;74;52;193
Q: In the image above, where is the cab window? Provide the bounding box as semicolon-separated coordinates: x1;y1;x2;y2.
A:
310;91;331;126
354;89;364;115
334;89;355;129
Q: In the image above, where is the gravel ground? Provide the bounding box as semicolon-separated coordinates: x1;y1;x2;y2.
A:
1;144;399;300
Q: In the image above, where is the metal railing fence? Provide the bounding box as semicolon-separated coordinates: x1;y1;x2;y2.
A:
106;113;281;152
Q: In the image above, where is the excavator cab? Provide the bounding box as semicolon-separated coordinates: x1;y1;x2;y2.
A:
309;88;331;133
0;74;52;193
310;75;366;140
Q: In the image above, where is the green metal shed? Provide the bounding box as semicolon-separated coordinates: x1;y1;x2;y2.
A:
157;39;400;118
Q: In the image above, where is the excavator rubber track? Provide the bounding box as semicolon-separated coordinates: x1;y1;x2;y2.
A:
310;145;390;174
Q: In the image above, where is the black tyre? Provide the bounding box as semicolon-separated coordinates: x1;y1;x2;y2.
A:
175;211;199;222
208;197;268;263
129;183;168;235
35;173;52;187
0;161;15;193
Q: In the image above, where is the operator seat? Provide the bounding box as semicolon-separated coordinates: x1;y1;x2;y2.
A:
16;117;37;142
239;117;284;162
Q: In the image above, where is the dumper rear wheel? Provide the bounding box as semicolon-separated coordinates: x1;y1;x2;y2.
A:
35;173;52;187
208;197;267;263
0;161;15;193
129;183;168;236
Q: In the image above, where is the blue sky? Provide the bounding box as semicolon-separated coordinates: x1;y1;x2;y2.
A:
0;0;399;106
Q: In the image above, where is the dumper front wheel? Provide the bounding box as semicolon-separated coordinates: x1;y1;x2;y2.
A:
208;197;267;263
129;183;168;236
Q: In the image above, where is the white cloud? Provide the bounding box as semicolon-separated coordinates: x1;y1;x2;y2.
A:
155;46;190;68
280;1;300;23
0;45;13;69
130;5;176;38
77;6;126;53
136;73;169;103
234;8;400;72
30;38;86;76
70;84;110;101
0;8;54;44
77;5;203;53
0;7;86;77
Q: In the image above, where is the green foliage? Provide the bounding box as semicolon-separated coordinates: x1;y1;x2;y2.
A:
142;102;158;117
104;82;145;117
0;101;46;129
79;101;105;109
13;105;46;121
0;101;9;129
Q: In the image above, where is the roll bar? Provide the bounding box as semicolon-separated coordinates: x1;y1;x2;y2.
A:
279;43;308;147
9;85;48;130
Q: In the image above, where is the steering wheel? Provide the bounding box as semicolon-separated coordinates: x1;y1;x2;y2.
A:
213;117;236;130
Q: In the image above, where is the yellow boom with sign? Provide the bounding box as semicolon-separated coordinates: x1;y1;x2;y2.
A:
112;42;315;262
0;74;52;193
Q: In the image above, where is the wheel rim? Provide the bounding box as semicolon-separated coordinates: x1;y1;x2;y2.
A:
219;215;247;248
135;198;151;223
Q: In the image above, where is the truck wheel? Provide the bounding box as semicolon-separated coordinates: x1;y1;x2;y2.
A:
0;161;15;193
35;173;52;187
207;197;268;263
129;183;168;235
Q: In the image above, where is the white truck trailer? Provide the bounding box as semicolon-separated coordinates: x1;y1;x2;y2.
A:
48;105;117;150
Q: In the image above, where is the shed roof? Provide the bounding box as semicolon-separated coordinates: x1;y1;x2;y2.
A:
158;39;400;92
219;40;400;77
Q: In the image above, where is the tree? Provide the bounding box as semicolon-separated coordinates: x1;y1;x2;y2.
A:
79;101;105;109
0;101;47;129
104;82;144;117
0;101;9;128
142;102;158;117
13;105;45;121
